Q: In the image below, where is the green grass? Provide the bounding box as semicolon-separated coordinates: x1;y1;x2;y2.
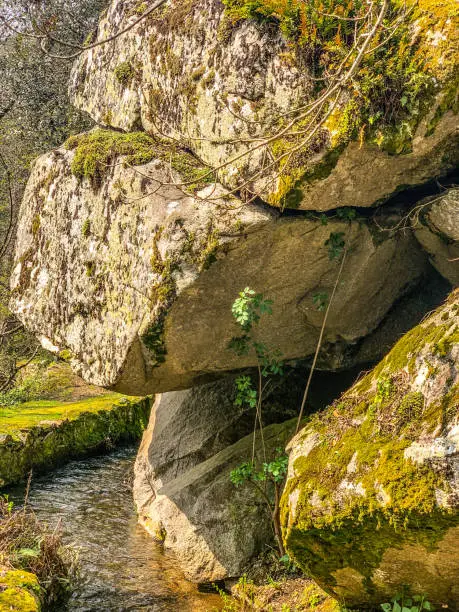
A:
0;394;136;437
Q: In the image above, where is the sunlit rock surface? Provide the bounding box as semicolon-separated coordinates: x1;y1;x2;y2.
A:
413;187;459;285
10;139;432;394
282;290;459;608
69;0;459;210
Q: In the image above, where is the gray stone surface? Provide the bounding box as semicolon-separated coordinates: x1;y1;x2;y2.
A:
413;188;459;285
10;142;431;394
69;0;458;210
134;387;297;582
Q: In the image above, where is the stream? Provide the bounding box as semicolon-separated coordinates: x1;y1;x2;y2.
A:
10;447;222;612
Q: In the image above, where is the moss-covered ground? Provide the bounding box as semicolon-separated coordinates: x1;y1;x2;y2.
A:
222;576;340;611
0;362;151;487
0;394;126;438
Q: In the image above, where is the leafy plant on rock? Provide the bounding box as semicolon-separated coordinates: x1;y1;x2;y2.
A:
228;287;283;459
228;288;288;556
231;449;288;556
381;593;434;612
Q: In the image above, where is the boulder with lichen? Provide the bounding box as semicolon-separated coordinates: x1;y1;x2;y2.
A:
69;0;458;210
10;129;434;394
281;290;459;608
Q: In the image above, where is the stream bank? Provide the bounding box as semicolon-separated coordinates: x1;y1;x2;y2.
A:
0;362;152;487
0;396;151;488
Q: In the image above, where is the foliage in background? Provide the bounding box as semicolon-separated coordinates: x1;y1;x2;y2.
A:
0;356;58;407
0;0;106;392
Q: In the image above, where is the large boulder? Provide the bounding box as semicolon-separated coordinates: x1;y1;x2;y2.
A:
281;290;459;608
413;188;459;285
69;0;459;210
10;129;431;394
134;381;298;582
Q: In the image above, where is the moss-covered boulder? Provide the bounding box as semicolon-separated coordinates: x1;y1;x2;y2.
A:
281;290;459;608
69;0;458;210
0;567;42;612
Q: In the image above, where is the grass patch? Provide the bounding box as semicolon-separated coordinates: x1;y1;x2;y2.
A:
65;129;213;191
0;394;128;438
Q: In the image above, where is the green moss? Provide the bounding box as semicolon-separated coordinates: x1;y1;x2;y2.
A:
267;143;344;208
286;510;457;601
114;61;135;87
281;292;459;601
0;396;151;486
223;0;458;205
142;321;168;365
31;214;41;238
65;129;212;192
0;568;41;591
197;228;221;270
364;319;456;379
0;568;41;612
65;130;158;187
81;218;91;238
396;391;424;424
433;326;459;357
438;384;459;423
191;65;206;81
283;396;457;597
128;1;148;16
142;218;223;364
168;150;213;191
85;261;95;277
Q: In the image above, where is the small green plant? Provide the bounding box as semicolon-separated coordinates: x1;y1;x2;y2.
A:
0;495;76;607
369;375;394;415
228;288;283;433
228;288;288;556
325;231;345;260
381;594;434;612
278;553;297;573
312;292;328;312
230;448;288;556
231;287;273;333
234;375;257;408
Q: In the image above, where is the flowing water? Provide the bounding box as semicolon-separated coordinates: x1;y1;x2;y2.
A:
11;447;222;612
